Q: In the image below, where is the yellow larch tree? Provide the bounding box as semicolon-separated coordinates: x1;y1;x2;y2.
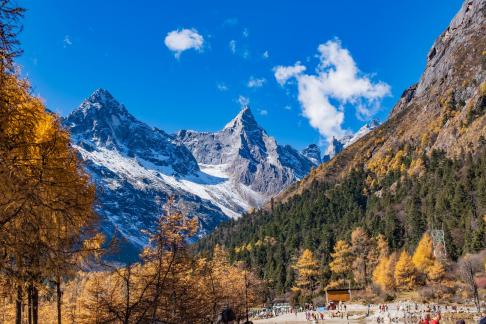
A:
427;259;446;282
351;228;371;286
372;256;390;291
376;234;389;259
328;240;353;287
292;249;319;299
412;232;434;273
394;251;416;290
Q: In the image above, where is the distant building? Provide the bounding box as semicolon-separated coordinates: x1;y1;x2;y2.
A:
324;288;363;303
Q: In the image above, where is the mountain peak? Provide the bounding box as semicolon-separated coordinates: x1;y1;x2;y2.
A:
89;88;114;102
223;106;260;131
301;144;322;166
366;119;380;128
71;88;128;118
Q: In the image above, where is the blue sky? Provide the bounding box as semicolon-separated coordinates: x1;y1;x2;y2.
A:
17;0;462;149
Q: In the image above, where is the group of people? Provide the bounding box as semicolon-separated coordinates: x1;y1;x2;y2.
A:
304;311;325;321
417;312;441;324
374;301;486;324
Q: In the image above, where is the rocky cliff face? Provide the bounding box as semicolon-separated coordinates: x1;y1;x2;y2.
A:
63;94;318;259
65;89;199;175
63;90;231;259
322;120;381;162
301;144;322;166
276;0;486;203
176;107;314;198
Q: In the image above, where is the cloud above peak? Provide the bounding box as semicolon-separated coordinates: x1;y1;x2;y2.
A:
274;62;306;86
164;28;204;58
274;39;390;141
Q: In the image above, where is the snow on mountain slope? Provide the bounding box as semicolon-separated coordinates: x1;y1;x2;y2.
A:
63;89;315;259
323;119;381;161
176;107;314;200
301;144;322;166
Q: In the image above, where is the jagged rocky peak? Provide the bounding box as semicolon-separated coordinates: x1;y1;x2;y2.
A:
223;106;260;132
78;88;128;116
322;119;381;161
176;105;315;195
177;105;271;166
301;144;322;166
367;119;380;128
353;119;381;139
64;88;131;137
64;88;199;176
322;136;351;161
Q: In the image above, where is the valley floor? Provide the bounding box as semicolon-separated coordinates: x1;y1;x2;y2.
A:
252;303;482;323
253;312;365;323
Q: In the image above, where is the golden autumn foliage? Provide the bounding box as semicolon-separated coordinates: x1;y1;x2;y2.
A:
292;249;319;295
329;240;353;278
412;232;435;272
0;6;103;321
376;234;389;259
0;204;265;323
394;251;416;290
427;259;446;282
372;256;391;291
350;227;378;286
372;252;399;293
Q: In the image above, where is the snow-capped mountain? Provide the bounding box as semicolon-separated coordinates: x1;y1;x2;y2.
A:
176;107;314;199
63;89;316;259
323;120;381;161
301;144;322;166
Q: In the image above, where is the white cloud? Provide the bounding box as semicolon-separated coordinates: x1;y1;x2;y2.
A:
164;28;204;58
262;50;270;59
217;83;228;91
284;105;291;110
273;62;306;86
274;39;390;141
63;35;72;47
238;95;250;107
258;109;268;116
229;40;236;54
247;76;266;88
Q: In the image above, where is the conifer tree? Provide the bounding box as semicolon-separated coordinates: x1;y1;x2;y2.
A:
412;232;435;273
372;256;389;291
350;227;376;286
376;234;389;258
329;240;353;285
292;249;319;300
394;251;416;290
427;260;445;282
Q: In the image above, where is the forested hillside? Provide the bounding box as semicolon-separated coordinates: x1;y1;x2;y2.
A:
196;0;486;295
196;147;486;293
276;0;486;204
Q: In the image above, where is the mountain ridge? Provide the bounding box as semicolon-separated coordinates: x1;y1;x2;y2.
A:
62;93;322;258
275;0;486;205
195;0;486;293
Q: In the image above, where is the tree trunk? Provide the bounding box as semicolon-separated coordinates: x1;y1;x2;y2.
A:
473;285;480;313
28;284;32;324
56;279;62;324
32;286;39;324
15;285;22;324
